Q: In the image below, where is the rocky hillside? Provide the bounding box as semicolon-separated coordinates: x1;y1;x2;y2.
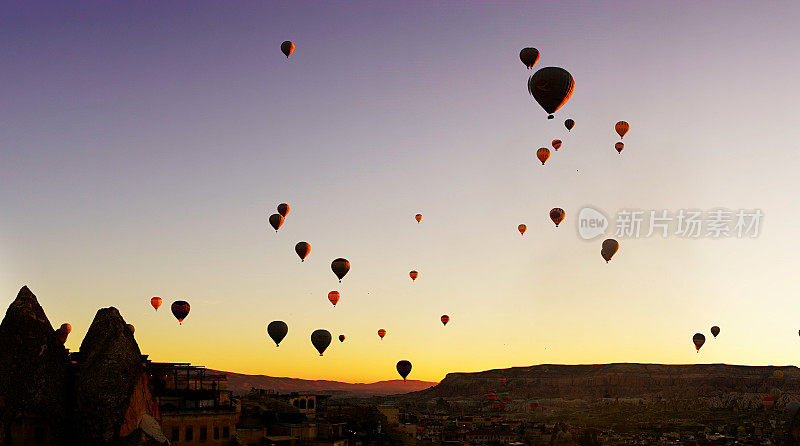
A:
211;369;436;396
407;363;800;402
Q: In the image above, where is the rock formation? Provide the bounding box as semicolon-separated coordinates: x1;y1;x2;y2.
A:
0;286;70;444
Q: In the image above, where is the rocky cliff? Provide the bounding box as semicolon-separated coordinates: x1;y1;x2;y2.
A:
0;286;70;444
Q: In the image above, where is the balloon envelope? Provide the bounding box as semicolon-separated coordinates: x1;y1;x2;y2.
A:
281;41;295;58
552;139;562;151
269;214;284;232
171;301;190;324
518;224;527;235
409;270;419;281
415;214;422;223
536;148;550;165
328;291;340;307
60;323;72;334
441;315;449;326
615;142;624;154
528;67;575;119
339;334;345;342
601;239;619;262
615;121;629;138
126;324;135;333
378;329;386;339
550;208;565;227
331;258;350;282
519;47;540;69
711;326;720;338
311;329;332;356
396;360;412;381
150;296;162;311
56;327;68;344
277;203;290;217
295;242;311;262
267;321;288;347
565;119;575;131
693;333;705;351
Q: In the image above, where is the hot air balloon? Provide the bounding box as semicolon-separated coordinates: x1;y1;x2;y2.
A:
331;258;350;282
552;139;562;151
311;329;332;356
519;47;540;69
281;41;295;58
126;324;135;333
150;296;162;311
277;203;290;217
60;323;72;334
339;334;345;342
692;333;705;352
56;327;68;344
536;148;550;165
615;121;629;138
295;242;311;262
518;224;527;235
711;326;720;338
549;208;565;227
601;239;619;263
415;214;422;223
409;270;419;281
441;315;449;326
615;142;624;154
528;67;575;119
267;321;288;347
565;119;575;131
171;300;190;325
763;396;775;410
396;360;412;381
774;370;784;381
269;213;284;232
328;291;340;307
378;329;386;339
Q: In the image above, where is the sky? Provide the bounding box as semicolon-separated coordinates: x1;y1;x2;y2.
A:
2;1;800;383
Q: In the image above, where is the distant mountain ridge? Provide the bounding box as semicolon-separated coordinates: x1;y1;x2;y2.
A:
403;363;800;402
210;369;436;396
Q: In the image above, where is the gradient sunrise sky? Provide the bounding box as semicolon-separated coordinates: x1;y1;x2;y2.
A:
2;1;800;383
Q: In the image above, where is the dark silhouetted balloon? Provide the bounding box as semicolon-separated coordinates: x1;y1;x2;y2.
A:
311;329;332;356
331;258;350;282
269;213;284;232
693;333;705;352
339;334;345;342
281;41;295;58
328;291;340;307
711;326;720;338
519;47;540;69
56;327;68;344
151;296;162;311
278;203;290;217
415;214;422;223
549;208;565;227
409;270;419;281
552;140;562;151
171;300;190;325
378;329;386;339
615;121;629;138
775;370;784;381
267;321;288;347
396;360;412;381
60;323;72;334
528;67;575;119
518;224;527;235
601;239;619;263
536;148;551;165
295;242;310;262
565;119;575;131
441;315;449;326
615;142;624;154
127;324;135;334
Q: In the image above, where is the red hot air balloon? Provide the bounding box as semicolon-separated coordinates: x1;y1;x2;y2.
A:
415;214;422;223
441;315;449;326
536;148;551;165
171;301;191;325
409;270;419;281
552;139;562;151
615;121;629;138
150;296;162;311
56;327;68;344
378;329;386;339
60;323;72;334
549;208;565;227
518;224;527;235
328;291;340;307
281;41;295;58
127;324;135;334
615;142;624;154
